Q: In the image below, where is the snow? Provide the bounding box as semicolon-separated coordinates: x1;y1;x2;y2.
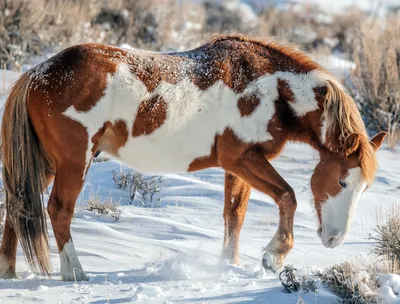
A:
0;68;399;303
267;0;399;14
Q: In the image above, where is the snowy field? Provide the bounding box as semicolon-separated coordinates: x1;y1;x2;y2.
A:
0;66;398;304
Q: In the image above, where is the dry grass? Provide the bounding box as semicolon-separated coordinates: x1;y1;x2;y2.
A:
367;203;400;274
279;262;378;303
113;169;162;207
80;194;121;222
350;13;400;148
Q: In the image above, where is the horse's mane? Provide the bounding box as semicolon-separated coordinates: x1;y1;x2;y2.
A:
210;34;377;183
321;74;377;183
210;34;322;71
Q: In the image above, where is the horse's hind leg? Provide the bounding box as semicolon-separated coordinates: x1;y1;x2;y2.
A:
221;172;251;265
0;174;54;278
0;217;18;278
47;162;87;281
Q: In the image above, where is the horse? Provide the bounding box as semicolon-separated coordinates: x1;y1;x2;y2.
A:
0;34;386;281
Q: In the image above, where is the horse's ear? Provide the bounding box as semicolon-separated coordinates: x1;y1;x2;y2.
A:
344;133;360;157
370;131;387;150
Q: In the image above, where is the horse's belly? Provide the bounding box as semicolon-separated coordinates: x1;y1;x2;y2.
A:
116;134;209;174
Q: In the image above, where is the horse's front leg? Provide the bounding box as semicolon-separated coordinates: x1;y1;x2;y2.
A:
223;148;297;272
47;162;88;281
221;172;252;265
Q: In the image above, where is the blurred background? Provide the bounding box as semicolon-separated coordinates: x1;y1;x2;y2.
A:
0;0;398;145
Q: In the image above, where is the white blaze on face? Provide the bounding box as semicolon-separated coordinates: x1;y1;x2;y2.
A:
320;167;367;248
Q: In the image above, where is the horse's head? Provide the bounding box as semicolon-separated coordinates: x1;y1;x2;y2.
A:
311;131;386;248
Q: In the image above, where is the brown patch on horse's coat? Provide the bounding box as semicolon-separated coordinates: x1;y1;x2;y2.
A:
132;95;167;137
96;120;129;156
237;93;260;117
210;34;322;73
127;53;186;92
188;128;253;171
277;79;294;103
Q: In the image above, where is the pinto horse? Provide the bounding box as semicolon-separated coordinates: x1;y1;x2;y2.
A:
0;35;386;281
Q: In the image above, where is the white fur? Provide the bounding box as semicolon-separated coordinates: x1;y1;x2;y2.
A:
63;63;325;175
320;168;367;248
262;230;286;272
275;70;325;116
60;239;87;281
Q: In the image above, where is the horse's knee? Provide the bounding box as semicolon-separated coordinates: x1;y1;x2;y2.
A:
278;187;297;210
47;197;58;219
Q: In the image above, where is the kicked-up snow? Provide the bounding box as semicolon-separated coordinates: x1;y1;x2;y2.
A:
0;69;399;303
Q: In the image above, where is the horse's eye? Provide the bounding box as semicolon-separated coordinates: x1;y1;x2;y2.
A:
339;180;347;188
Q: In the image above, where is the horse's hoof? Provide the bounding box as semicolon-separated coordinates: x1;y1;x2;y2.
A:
262;251;279;273
0;255;16;279
62;270;88;282
0;270;16;279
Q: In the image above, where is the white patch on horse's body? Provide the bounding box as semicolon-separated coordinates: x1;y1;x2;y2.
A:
320;167;367;248
275;71;325;116
60;239;87;281
63;60;326;175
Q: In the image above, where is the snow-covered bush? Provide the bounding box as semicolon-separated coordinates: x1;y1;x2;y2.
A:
113;169;162;207
81;194;121;222
350;14;400;147
279;263;379;303
318;263;367;303
368;204;400;273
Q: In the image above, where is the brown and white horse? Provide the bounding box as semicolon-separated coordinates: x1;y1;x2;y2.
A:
0;35;386;281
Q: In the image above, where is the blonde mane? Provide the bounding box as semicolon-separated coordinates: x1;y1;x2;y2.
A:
322;74;377;183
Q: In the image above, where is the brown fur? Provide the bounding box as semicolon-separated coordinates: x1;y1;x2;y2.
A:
237;93;261;117
221;172;251;264
132;95;168;136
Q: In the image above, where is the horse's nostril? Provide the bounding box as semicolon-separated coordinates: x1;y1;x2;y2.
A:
328;236;336;246
317;226;322;238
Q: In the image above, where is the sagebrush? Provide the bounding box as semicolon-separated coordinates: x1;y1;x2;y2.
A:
113;169;162;207
80;194;121;222
350;13;400;147
367;204;400;273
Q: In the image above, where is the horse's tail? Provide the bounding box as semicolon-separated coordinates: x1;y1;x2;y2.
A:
1;72;52;275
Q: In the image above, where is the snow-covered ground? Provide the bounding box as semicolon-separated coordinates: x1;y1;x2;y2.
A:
0;67;399;303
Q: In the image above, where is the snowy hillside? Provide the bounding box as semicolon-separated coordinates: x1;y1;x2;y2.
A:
0;69;399;303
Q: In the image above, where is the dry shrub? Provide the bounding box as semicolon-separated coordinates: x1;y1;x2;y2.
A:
94;0;206;51
318;263;367;303
113;169;162;207
367;204;400;273
279;263;378;303
0;0;100;68
258;4;366;53
81;194;121;222
351;13;400;147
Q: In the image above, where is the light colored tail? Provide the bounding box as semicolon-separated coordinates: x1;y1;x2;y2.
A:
1;72;52;275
